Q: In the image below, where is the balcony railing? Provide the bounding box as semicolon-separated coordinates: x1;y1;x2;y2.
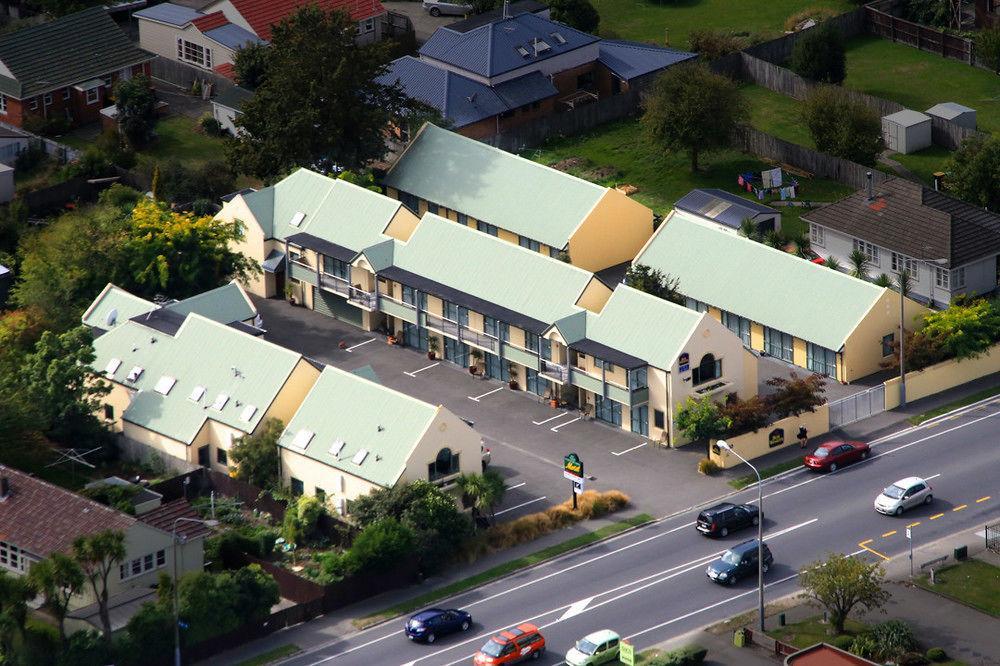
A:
319;272;350;297
540;359;569;384
424;313;459;339
379;294;418;325
348;287;378;310
459;327;499;353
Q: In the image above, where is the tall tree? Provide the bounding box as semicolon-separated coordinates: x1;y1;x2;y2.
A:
230;417;284;489
28;552;85;644
624;264;684;304
674;396;732;456
791;22;846;84
642;64;745;172
26;0;102;17
233;42;271;90
226;6;409;179
114;75;157;150
546;0;599;33
803;86;883;166
799;552;889;634
73;530;127;648
945;135;1000;211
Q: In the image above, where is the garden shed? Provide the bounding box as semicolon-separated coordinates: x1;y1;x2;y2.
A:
882;110;932;154
925;102;977;130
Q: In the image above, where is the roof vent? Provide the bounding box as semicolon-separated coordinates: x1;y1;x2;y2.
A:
211;393;230;411
550;32;566;45
330;439;345;458
377;425;384;432
154;376;176;396
239;404;257;422
126;366;144;383
189;385;206;402
533;38;551;55
291;429;314;450
516;45;530;58
289;211;306;228
105;358;122;376
352;448;369;465
105;308;118;327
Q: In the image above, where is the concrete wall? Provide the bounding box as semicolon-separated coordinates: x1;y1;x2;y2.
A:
709;404;830;468
843;289;928;383
218;195;269;296
569;188;654;272
884;341;1000;410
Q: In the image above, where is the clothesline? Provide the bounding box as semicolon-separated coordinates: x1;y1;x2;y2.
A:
737;169;800;202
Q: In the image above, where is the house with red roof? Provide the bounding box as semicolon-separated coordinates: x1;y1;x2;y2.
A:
135;0;387;79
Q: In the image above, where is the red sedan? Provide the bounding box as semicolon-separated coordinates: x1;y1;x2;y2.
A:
803;440;870;472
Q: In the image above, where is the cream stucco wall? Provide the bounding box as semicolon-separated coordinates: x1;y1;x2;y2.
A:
137;19;236;68
568;189;654;272
383;206;421;241
884;341;1000;410
398;408;481;484
261;359;321;425
280;448;383;511
647;366;670;444
709;405;830;468
575;278;612;313
843;290;928;383
218;195;269;296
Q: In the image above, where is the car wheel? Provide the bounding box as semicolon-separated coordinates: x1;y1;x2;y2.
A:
426;633;436;644
728;575;737;585
461;620;470;631
429;7;440;15
762;562;770;573
531;649;541;660
720;527;729;537
829;463;838;472
861;450;869;459
895;506;904;516
925;494;933;505
752;515;759;526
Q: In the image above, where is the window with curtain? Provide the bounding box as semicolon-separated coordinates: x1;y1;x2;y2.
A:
722;311;751;346
519;236;541;252
764;327;794;362
323;255;349;280
629;367;648;390
524;332;539;353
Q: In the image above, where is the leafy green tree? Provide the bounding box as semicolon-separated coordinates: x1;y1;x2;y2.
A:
624;264;684;304
675;396;732;455
546;0;599;33
73;530;126;648
901;0;952;28
456;469;507;525
920;298;1000;361
233;42;270;90
28;553;85;644
765;372;826;418
977;29;1000;73
0;198;27;255
803;86;882;165
720;394;771;436
281;494;326;544
348;518;416;572
849;248;870;280
155;159;236;204
336;169;382;193
229;564;280;622
945;135;1000;211
226;5;409;179
230;418;283;489
114;75;156;150
642;64;745;172
26;0;102;17
470;0;497;13
0;569;35;658
799;552;889;634
121;602;174;663
791;23;846;84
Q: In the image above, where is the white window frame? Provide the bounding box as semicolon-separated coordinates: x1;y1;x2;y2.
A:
62;88;70;101
0;540;26;572
177;38;212;69
935;266;949;289
809;223;824;247
85;87;99;105
891;252;917;279
43;92;52;107
357;17;375;34
952;266;966;289
29;97;38;111
119;549;167;580
853;238;880;265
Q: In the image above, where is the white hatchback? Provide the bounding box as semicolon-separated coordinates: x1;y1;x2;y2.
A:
874;476;933;516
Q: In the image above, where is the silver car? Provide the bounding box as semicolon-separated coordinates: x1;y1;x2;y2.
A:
874;476;933;516
422;0;472;16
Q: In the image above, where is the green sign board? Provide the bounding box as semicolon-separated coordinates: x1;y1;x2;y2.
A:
563;452;583;480
619;640;634;666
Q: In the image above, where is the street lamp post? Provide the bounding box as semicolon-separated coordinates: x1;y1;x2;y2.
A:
172;517;218;666
717;441;765;632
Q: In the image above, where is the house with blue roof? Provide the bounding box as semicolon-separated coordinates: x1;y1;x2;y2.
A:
377;11;695;138
675;189;781;235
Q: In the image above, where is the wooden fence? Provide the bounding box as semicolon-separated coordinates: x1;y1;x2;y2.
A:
150;468;289;520
866;0;976;64
743;6;868;64
150;56;235;95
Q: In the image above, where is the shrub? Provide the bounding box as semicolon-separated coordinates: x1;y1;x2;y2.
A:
689;29;745;60
803;86;883;165
99;183;142;212
63;146;113;179
765;372;826;418
698;458;720;475
868;620;917;660
14;142;47;173
199;113;223;136
721;394;771;436
926;647;948;662
784;7;839;31
95;128;136;169
348;518;416;573
830;634;854;650
121;602;173;664
898;653;929;666
191;198;216;216
978;29;1000;73
315;550;357;583
18;619;59;666
648;644;708;666
60;630;110;666
920;296;1000;361
850;634;878;659
205;525;279;567
22;114;71;137
282;494;326;545
790;22;846;84
481;491;629;553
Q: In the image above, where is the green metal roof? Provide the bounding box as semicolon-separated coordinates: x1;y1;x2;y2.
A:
0;7;154;98
635;211;886;351
92;313;304;443
162;281;256;324
383;123;606;248
277;366;438;488
81;284;155;330
391;213;597;325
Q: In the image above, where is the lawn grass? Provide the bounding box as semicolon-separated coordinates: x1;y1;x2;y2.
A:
916;559;1000;616
728;457;803;489
742;84;813;148
140;115;225;165
908;385;1000;425
526;119;852;239
766;614;868;649
845;35;1000;133
0;433;94;491
890;145;952;187
353;513;654;629
591;0;853;50
235;644;301;666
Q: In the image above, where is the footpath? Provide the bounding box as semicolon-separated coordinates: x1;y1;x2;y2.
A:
209;374;1000;665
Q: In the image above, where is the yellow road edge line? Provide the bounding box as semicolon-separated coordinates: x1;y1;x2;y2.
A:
977;496;991;503
907;521;921;528
881;530;897;538
858;540;890;561
930;512;945;520
953;504;967;512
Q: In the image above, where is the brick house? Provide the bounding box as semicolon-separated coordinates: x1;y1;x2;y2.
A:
0;7;154;129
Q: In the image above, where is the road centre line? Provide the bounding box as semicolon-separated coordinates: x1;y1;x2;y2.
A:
953;504;967;512
468;386;504;402
882;530;897;538
929;513;945;520
612;442;647;456
344;338;376;352
907;521;921;528
532;412;572;426
494;497;547;516
551;417;581;432
977;496;991;503
404;362;439;377
858;539;891;561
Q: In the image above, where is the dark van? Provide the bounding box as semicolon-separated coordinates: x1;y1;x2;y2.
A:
695;502;760;537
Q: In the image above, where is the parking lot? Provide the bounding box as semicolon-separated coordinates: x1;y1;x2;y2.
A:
253;296;740;520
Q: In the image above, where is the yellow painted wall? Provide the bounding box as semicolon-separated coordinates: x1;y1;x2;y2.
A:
739;348;758;400
884;341;1000;410
217;196;268;296
398;408;481;484
498;229;519;245
386;186;399;200
750;322;765;351
100;382;132;433
262;359;321;426
709;405;830;468
568;189;654;272
280;448;382;509
425;294;444;316
383;206;421;241
575;278;612;313
648;367;669;445
793;337;807;368
508;325;526;348
468;310;485;332
707;307;723;322
843;290;929;383
122;420;191;466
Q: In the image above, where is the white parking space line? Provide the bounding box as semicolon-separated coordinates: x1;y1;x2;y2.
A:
612;442;647;456
344;338;376;352
532;412;572;426
551;417;581;432
404;362;439;377
505;482;526;490
495;496;548;516
468;386;505;402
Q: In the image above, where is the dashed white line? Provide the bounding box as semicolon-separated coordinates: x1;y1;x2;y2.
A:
344;338;376;352
404;362;439;377
468;387;505;402
612;442;647;456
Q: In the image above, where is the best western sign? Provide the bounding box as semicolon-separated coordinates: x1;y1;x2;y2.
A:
563;452;583;481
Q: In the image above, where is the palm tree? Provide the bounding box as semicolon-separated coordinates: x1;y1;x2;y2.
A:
824;256;843;272
0;570;34;658
456;470;507;526
764;230;784;249
896;271;912;297
74;530;126;649
874;273;893;288
28;552;84;644
849;249;870;280
738;218;759;241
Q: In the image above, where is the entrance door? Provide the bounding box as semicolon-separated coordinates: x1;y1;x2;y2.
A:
484;352;509;381
197;445;210;467
631;405;648;436
403;322;428;351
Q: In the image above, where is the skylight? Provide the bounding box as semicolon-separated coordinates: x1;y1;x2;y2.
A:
289;211;306;228
550;32;566;45
189;385;206;402
352;448;369;465
516;45;530;58
239;404;257;422
533;39;551;54
154;376;176;396
329;440;345;458
105;358;122;376
291;429;314;450
126;366;144;383
211;393;230;411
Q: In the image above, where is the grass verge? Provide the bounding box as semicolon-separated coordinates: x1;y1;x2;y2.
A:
915;559;1000;617
235;644;301;666
729;458;802;490
908;385;1000;425
353;513;654;629
767;614;868;649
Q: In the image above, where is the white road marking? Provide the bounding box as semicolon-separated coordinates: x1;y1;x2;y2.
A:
404;362;439;377
559;596;594;621
505;482;526;490
612;442;647;456
468;386;505;402
494;496;547;516
551;417;581;432
532;412;574;426
344;338;376;352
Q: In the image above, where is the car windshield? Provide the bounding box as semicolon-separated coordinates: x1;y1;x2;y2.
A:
812;448;830;458
576;639;599;655
480;639;505;657
722;550;742;565
883;484;906;499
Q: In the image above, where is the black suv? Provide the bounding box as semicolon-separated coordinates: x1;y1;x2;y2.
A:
695;502;760;537
706;540;773;585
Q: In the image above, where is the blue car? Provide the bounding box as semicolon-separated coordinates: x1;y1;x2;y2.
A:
405;608;472;643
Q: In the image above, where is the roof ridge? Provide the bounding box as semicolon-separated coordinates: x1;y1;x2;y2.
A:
175;312;304;359
322;364;438;411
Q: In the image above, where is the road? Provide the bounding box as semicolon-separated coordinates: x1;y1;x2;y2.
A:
275;399;1000;666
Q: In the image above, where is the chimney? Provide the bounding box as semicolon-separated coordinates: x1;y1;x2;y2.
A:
502;0;510;18
933;171;944;192
865;171;874;201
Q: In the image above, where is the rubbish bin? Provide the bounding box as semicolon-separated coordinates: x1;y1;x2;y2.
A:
734;629;748;647
954;545;968;561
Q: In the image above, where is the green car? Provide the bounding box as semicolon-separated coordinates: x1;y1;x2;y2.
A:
565;629;621;666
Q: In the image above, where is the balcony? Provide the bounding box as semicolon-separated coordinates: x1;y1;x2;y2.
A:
570;368;603;395
631;387;649;405
347;287;378;311
605;382;630;406
502;342;540;371
379;295;418;325
319;272;350;297
288;260;317;286
424;312;459;339
459;327;499;354
540;359;569;384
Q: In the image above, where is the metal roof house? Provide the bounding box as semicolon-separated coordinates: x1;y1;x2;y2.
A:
675;188;780;235
634;210;927;383
377;11;694;138
382;123;654;271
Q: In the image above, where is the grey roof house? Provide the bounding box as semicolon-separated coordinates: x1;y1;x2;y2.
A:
674;188;780;234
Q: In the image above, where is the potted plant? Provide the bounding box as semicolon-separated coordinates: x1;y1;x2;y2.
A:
507;362;519;390
284;283;296;306
469;349;483;375
338;341;347;350
387;333;397;345
427;336;440;360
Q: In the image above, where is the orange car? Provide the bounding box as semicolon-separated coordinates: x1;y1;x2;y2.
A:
473;623;546;664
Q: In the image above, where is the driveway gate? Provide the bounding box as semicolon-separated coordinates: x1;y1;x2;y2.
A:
828;384;886;428
987;522;1000;554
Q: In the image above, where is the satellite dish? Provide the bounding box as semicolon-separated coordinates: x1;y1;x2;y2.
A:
105;308;118;327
